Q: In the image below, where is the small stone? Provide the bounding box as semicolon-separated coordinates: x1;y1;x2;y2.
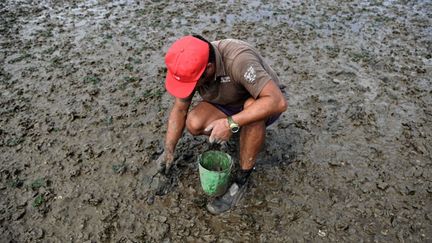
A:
88;197;102;206
157;216;167;223
270;197;281;204
129;165;139;175
335;222;349;231
254;199;264;206
112;163;126;175
69;167;81;177
328;160;343;166
146;195;155;205
318;229;327;237
171;207;180;214
377;182;389;190
332;78;342;84
202;234;216;242
88;88;100;96
83;193;102;206
30;228;44;239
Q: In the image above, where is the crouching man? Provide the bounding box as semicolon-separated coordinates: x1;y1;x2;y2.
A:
156;35;287;214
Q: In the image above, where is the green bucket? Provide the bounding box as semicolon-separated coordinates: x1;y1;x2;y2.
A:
198;150;233;197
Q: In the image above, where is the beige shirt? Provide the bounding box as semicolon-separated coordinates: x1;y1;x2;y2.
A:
197;39;280;107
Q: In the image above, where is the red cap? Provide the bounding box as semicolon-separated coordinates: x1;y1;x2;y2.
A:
165;36;209;98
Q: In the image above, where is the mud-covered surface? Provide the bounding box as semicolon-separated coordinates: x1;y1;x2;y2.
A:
1;0;431;242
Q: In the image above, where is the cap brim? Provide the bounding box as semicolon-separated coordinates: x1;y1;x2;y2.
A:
165;70;198;99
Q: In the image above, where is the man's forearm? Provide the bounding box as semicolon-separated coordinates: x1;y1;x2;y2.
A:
232;96;285;126
164;106;188;154
232;81;287;126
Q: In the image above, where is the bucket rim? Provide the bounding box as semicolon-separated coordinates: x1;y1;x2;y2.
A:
198;150;233;173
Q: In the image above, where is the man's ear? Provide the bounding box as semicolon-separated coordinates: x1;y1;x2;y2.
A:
207;63;215;74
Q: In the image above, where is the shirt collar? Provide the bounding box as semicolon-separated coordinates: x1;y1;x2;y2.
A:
212;42;226;78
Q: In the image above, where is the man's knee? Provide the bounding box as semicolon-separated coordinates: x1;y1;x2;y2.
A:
186;112;204;136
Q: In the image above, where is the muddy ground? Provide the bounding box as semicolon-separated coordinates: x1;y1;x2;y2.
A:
1;0;431;242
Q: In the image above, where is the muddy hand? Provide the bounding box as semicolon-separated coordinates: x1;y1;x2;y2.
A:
204;118;231;144
155;151;174;173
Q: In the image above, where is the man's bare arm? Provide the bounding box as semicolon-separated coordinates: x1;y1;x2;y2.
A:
164;97;191;154
204;80;287;143
232;80;287;126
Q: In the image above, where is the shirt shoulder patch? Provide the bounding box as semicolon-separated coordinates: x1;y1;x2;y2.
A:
244;65;256;84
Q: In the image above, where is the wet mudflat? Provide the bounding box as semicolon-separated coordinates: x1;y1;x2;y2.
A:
1;0;431;242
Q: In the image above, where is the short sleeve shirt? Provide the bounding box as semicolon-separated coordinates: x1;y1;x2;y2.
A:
197;39;280;107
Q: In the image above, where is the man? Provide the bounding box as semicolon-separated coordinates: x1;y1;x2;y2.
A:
156;35;287;214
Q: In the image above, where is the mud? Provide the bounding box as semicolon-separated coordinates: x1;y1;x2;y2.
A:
1;0;431;242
